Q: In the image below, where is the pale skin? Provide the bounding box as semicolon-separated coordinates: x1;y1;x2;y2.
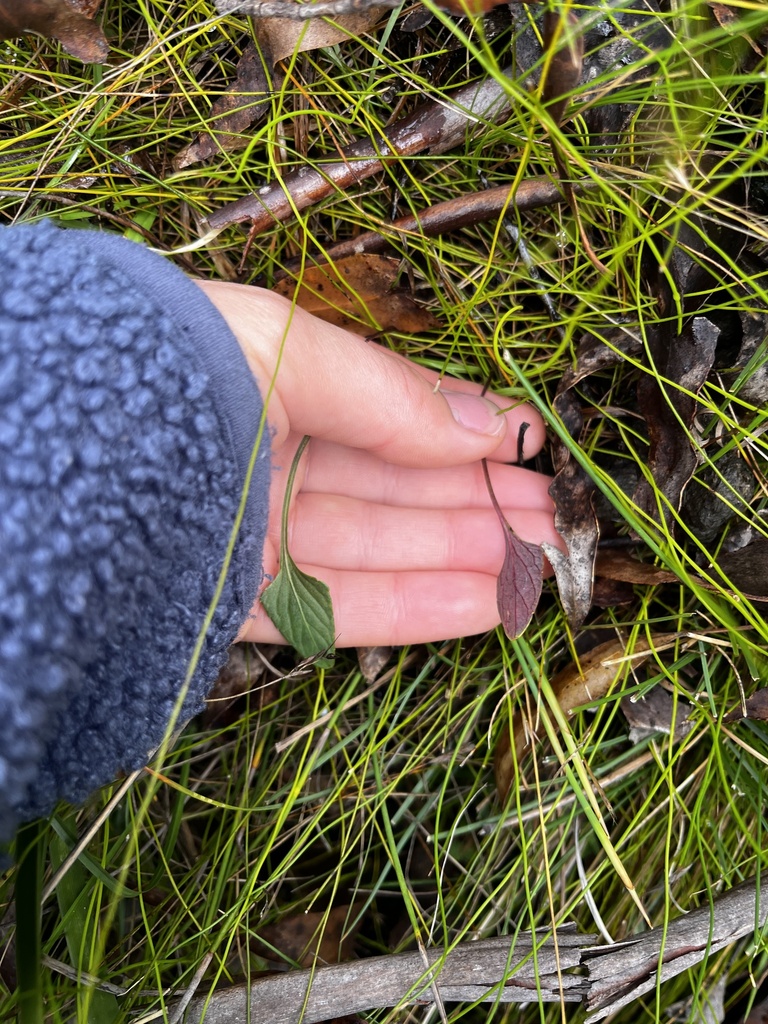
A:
198;281;563;647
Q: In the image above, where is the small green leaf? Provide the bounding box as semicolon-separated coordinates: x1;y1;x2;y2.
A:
260;552;336;666
261;436;336;667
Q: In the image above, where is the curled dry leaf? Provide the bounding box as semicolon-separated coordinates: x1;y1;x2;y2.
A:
546;328;644;628
593;549;682;588
356;646;392;683
594;547;768;604
724;305;768;407
620;686;693;743
254;6;385;65
716;536;768;597
709;0;764;54
495;634;675;800
681;448;755;544
633;172;745;522
251;904;362;969
633;316;720;522
541;8;584;127
273;255;440;335
548;387;599;628
0;0;108;63
174;43;271;171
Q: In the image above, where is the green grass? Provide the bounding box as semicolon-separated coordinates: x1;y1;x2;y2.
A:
3;0;768;1021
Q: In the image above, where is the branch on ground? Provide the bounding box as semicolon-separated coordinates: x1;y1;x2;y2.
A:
177;876;768;1024
203;69;517;234
277;177;577;269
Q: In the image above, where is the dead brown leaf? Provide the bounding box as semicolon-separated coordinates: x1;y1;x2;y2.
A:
495;635;674;800
254;905;361;968
0;0;108;62
681;449;755;544
202;643;278;728
273;255;440;335
356;646;392;682
594;549;681;588
717;536;768;597
546;328;644;628
590;575;636;608
724;688;768;723
633;177;745;524
255;7;385;65
633;317;720;521
620;686;693;743
541;9;584;126
595;546;768;603
546;390;599;629
708;0;763;54
726;306;768;407
174;43;271;170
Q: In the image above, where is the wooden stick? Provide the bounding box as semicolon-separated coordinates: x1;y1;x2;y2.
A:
203;70;518;235
175;877;768;1024
180;931;593;1024
301;177;574;264
585;875;768;1020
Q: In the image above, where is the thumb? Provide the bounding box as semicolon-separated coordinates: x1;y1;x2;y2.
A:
199;282;544;468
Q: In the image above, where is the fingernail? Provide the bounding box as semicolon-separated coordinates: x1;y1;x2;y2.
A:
442;390;505;436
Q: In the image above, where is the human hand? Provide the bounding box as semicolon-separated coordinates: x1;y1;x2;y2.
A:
198;281;562;646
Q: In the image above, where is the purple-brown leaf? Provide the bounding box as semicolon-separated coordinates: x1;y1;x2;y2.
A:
497;524;544;640
483;456;544;640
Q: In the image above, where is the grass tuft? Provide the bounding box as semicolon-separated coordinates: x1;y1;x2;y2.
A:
2;1;768;1021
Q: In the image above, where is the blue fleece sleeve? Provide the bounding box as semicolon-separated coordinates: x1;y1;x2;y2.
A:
0;221;271;843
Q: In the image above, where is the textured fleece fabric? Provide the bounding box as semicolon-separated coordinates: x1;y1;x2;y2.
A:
0;221;270;845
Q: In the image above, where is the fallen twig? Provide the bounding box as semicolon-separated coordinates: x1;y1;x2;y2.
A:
176;877;768;1024
180;930;593;1024
284;177;574;267
203;70;518;235
584;875;768;1020
206;0;663;241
